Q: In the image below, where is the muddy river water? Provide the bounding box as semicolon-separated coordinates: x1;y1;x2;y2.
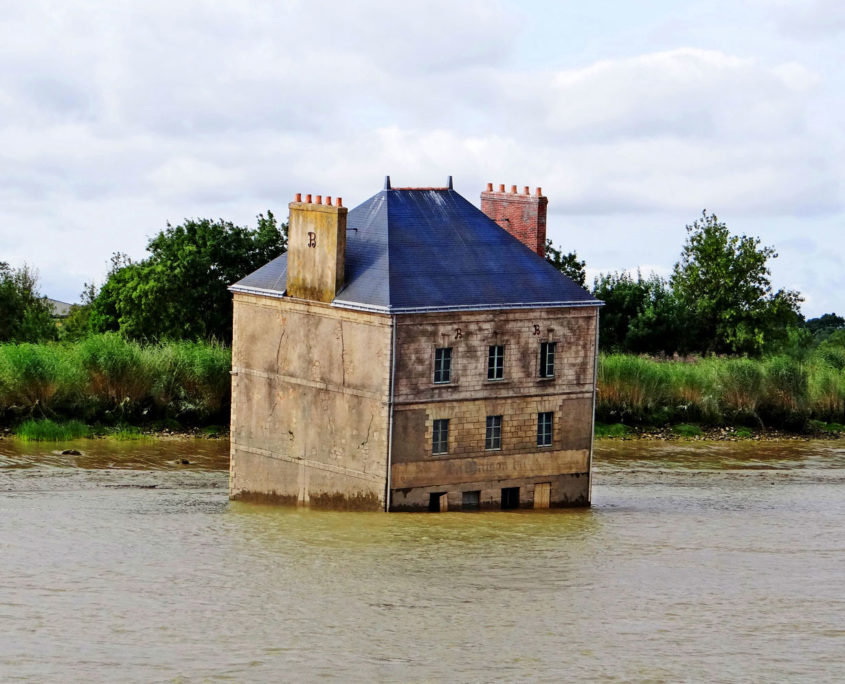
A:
1;438;843;681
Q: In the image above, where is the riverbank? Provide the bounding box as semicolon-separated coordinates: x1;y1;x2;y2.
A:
0;419;228;442
595;422;845;442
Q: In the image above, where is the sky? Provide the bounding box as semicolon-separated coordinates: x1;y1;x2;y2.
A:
1;0;843;317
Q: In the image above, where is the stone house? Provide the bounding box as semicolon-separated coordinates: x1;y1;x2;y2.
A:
228;177;602;511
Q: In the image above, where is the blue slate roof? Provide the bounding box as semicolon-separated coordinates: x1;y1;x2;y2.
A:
231;185;601;313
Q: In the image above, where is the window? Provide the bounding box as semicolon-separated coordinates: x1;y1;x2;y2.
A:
462;490;481;510
432;419;449;454
485;415;502;450
537;411;554;447
501;487;520;510
539;341;556;378
487;345;504;380
433;347;452;383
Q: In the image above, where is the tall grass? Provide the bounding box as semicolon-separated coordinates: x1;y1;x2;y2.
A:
597;349;845;430
2;335;843;433
15;418;90;441
0;334;231;424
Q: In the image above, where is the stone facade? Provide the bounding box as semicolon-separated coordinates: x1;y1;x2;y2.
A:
229;292;392;508
390;307;597;510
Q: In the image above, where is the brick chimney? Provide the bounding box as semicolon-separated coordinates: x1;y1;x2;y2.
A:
480;183;547;258
286;193;346;303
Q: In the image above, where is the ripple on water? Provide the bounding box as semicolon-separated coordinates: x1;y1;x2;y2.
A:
0;437;842;680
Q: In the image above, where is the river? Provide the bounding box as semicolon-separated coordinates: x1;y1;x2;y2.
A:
1;437;843;682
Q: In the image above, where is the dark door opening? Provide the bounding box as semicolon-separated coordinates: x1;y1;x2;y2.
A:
429;492;448;512
461;490;481;510
501;487;520;510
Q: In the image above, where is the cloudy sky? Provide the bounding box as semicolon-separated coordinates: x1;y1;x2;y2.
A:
1;0;843;316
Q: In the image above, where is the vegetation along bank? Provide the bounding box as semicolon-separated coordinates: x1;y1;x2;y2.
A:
2;336;844;440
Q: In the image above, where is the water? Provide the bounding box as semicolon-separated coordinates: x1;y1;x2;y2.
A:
1;438;843;682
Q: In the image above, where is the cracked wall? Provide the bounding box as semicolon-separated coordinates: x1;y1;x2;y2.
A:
229;292;392;509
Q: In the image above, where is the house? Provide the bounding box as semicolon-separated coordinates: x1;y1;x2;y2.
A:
46;298;72;319
228;177;602;511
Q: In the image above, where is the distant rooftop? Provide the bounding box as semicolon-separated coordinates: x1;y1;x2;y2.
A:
46;298;72;318
232;180;601;314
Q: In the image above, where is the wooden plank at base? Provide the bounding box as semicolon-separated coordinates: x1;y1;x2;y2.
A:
534;482;551;509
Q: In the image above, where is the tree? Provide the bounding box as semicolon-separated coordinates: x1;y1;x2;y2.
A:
670;210;802;355
58;282;98;342
804;313;845;342
592;271;686;353
89;212;287;342
0;262;56;342
545;239;586;286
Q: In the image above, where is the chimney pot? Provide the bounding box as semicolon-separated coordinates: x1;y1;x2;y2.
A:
480;182;548;258
295;193;302;202
315;195;322;205
486;182;493;192
337;197;343;207
498;183;505;192
326;196;332;206
305;194;312;203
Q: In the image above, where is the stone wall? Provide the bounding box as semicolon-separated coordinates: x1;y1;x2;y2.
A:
229;292;392;509
389;306;598;510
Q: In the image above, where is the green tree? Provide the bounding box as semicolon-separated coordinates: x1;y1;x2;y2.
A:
592;271;686;353
0;262;57;342
670;210;802;355
804;313;845;342
545;239;586;286
89;212;287;342
58;282;98;342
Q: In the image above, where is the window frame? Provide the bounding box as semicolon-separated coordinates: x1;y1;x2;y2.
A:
537;411;554;447
433;347;453;384
432;418;450;454
485;415;503;451
487;344;505;381
539;341;556;378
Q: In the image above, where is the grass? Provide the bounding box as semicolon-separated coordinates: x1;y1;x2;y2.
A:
3;336;845;435
594;422;629;438
14;418;90;441
0;334;231;425
597;349;845;431
672;423;703;438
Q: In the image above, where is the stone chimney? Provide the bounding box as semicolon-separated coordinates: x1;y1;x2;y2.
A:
286;193;346;303
480;183;548;258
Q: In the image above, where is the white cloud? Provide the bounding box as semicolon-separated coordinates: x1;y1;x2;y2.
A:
0;1;842;317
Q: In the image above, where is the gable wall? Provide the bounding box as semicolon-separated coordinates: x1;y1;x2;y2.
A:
229;292;392;508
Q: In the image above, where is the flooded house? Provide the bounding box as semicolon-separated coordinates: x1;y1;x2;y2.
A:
228;178;602;511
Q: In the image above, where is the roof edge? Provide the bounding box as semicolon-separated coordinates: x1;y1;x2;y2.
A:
332;299;604;314
230;285;603;313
